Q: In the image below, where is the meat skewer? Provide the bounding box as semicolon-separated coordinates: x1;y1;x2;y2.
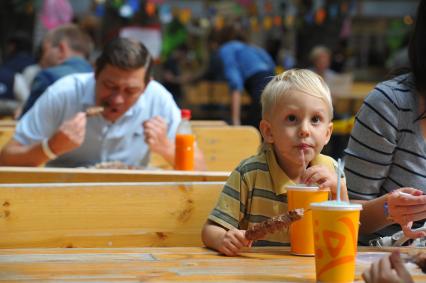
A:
245;209;304;241
85;106;104;117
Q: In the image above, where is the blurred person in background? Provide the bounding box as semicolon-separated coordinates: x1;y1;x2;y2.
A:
216;23;275;127
1;32;35;73
20;23;93;117
0;38;205;170
309;45;336;81
0;32;35;118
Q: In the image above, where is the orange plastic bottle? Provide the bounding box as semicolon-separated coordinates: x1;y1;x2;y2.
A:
174;109;195;170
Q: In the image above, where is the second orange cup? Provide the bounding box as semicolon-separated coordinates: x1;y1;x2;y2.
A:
287;184;329;256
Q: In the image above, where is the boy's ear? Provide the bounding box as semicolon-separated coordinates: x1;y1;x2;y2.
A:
259;119;274;143
324;122;333;145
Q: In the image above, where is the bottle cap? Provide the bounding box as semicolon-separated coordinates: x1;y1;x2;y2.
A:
181;109;191;119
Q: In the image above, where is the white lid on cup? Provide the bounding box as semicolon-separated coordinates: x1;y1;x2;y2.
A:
310;200;362;211
286;184;327;192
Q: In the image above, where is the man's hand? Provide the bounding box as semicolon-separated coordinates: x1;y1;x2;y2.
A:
143;116;171;155
49;112;87;156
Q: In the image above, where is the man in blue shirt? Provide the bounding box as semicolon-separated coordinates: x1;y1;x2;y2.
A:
216;25;275;127
20;24;93;116
0;38;205;169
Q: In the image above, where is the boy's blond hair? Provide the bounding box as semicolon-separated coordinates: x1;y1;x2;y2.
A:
261;69;333;120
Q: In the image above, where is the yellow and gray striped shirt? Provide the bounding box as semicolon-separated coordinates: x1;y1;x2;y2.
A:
208;145;336;246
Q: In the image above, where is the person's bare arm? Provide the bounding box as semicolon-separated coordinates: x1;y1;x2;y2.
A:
0;139;51;166
354;197;393;234
0;112;87;166
355;187;426;237
231;90;242;125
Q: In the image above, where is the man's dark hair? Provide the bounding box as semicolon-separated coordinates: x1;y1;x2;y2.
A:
49;24;93;59
216;23;247;46
95;37;152;84
409;0;426;94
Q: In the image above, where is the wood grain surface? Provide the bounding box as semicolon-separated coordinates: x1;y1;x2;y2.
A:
0;182;224;248
0;247;424;282
0;167;230;183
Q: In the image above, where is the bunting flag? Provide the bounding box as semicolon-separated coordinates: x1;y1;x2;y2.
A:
40;0;73;30
403;15;414;25
159;4;172;23
285;15;295;28
315;8;326;25
127;0;140;13
250;17;259;31
214;15;225;30
273;15;282;27
178;8;192;24
340;2;349;14
145;2;156;16
264;1;273;13
248;2;257;16
95;2;105;17
263;16;273;30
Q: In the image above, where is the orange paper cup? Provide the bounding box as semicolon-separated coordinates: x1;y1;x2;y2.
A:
287;184;329;256
311;201;362;283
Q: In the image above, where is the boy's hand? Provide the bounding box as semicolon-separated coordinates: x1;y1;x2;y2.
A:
302;165;337;190
302;165;348;201
217;228;252;256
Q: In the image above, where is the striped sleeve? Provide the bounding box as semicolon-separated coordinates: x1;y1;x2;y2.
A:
344;83;403;200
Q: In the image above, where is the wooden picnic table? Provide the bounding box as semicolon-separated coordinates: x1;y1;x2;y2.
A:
0;246;424;282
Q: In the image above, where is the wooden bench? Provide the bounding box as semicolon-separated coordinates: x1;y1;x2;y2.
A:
183;81;252;120
0;181;224;248
190;120;228;127
0;120;16;128
151;125;262;171
0;123;261;172
0;126;14;151
0;120;227;151
0;167;230;184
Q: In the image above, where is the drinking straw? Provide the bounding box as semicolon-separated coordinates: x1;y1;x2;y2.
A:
336;158;345;202
300;149;306;178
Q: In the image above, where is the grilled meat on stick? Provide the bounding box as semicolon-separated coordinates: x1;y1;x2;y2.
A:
245;209;304;241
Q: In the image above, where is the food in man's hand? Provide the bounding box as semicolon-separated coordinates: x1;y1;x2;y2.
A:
91;161;144;170
86;106;104;116
412;252;426;273
245;209;304;241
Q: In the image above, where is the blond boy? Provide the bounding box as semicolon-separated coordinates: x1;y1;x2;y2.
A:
202;69;349;256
